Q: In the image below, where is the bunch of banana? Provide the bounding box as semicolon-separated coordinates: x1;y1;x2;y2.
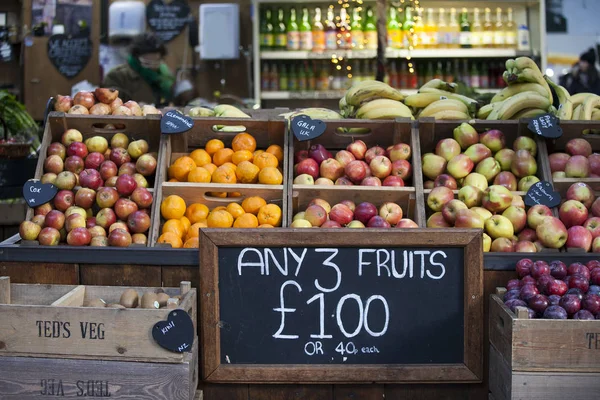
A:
340;80;413;119
187;106;215;117
355;99;414;120
280;107;343;121
570;93;600;120
211;105;251;132
403;79;477;120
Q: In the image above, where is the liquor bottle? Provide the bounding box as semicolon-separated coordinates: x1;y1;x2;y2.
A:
261;63;270;91
274;8;287;50
299;7;312;51
459;8;471;49
279;63;288;90
482;8;494;48
331;64;342;90
461;59;469;83
471;8;482;48
470;62;480;88
445;60;454;83
352;60;362;84
270;63;279;91
317;61;329;90
351;7;364;50
425;61;434;83
480;61;489;88
493;8;505;48
338;7;352;49
307;61;316;90
425;8;437;48
434;62;443;79
416;63;425;88
286;8;300;50
389;61;399;88
402;6;416;49
387;6;402;49
363;6;377;50
399;61;408;88
496;61;506;88
312;7;325;52
288;64;298;91
325;7;337;50
414;7;426;48
505;8;517;49
298;62;307;91
437;8;449;48
448;8;460;49
260;8;274;50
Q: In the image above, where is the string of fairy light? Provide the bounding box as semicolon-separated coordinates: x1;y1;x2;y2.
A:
328;0;418;80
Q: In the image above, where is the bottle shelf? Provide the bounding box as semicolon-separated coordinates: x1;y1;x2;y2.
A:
260;48;533;60
260;88;502;100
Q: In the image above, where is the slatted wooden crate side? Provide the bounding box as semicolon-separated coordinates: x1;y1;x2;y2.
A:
410;122;426;227
0;338;198;400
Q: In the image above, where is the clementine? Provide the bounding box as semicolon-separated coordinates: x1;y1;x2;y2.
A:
185;203;210;224
231;132;257;152
187;167;212;183
232;150;254;165
180;216;191;233
226;203;245;219
233;213;259;228
162;219;185;238
253;152;278;170
190;148;212;167
235;161;260;183
205;139;225;156
207;210;234;228
161;195;186;219
212;165;237;184
266;144;284;163
257;204;282;226
183;237;199;248
212;148;234;166
157;232;183;248
168;156;196;181
241;196;267;215
201;163;218;175
258;167;283;185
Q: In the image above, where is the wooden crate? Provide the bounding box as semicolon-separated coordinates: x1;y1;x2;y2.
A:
0;276;197;363
0;339;198;400
544;121;600;193
288;118;425;226
25;112;163;246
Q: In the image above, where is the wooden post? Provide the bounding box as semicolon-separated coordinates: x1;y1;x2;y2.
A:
375;0;386;82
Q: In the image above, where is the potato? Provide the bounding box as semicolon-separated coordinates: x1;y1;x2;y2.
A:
166;297;179;309
119;289;139;308
156;292;170;307
140;292;159;309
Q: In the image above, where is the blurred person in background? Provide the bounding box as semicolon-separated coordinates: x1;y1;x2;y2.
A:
560;48;600;95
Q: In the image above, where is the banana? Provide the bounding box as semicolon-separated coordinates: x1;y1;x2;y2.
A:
513;57;544;77
572;92;599;107
511;108;548;119
492;91;551;120
572;105;583;120
582;95;600;120
417;87;479;114
419;99;469;118
188;106;215;117
505;59;516;73
345;80;405;107
421;78;458;93
592;109;600;120
338;96;354;118
404;92;449;108
356;99;414;119
490;83;548;103
477;102;503;119
504;68;553;104
544;76;573;120
213;125;246;133
430;110;470;120
287;108;343;120
213;104;251;118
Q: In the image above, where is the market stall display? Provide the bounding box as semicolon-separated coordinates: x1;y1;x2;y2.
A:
54;88;161;117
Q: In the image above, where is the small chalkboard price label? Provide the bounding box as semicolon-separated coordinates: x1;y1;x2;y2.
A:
152;310;194;353
23;179;57;208
524;180;561;207
146;0;191;43
527;113;563;139
161;110;194;134
47;35;93;79
291;115;326;141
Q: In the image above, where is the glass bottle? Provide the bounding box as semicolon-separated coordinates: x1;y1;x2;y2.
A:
461;59;469;83
480;61;489;88
402;6;416;49
338;7;352;49
363;6;377;50
261;62;270;91
352;60;362;84
299;7;312;51
351;7;364;50
317;61;329;90
279;63;288;91
470;61;480;88
270;63;279;91
298;62;307;91
416;62;424;88
471;8;482;48
425;61;434;82
482;8;494;48
286;8;300;51
448;8;460;49
437;8;449;48
312;7;325;52
445;60;454;83
434;62;443;79
400;61;408;88
494;8;505;48
388;61;399;88
505;8;516;49
307;61;316;90
387;6;402;49
414;7;426;48
274;8;287;50
325;7;337;50
288;64;298;91
459;8;471;49
425;8;438;49
260;8;274;50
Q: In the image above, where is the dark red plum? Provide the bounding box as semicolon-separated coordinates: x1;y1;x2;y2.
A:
568;263;590;280
543;305;568;319
589;285;600;295
586;260;600;272
522;276;537;285
582;294;600;314
516;258;533;278
592;270;600;285
548;295;561;306
537;275;555;295
568;274;590;293
528;294;550;315
559;294;582;316
547;279;568;296
503;289;521;302
573;310;595;320
566;288;584;299
531;261;550;279
506;279;522;291
549;260;568;280
519;284;539;301
505;299;527;313
525;307;536;319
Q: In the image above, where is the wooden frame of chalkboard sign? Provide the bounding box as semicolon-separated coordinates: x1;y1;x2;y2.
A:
199;228;483;383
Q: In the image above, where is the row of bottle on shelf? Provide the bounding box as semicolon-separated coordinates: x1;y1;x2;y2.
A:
259;5;530;52
260;59;509;93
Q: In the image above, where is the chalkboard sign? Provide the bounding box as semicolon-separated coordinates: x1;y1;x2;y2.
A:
152;310;194;353
524;180;561;207
291;115;326;141
527;113;562;139
161;110;194;134
200;229;483;383
23;179;57;207
47;35;92;79
146;0;191;43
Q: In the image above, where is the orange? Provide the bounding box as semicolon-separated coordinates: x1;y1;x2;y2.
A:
258;224;274;228
266;144;284;163
168;178;179;182
180;216;191;233
212;206;227;212
162;219;185;238
258;204;282;226
221;162;237;172
235;161;260;184
232;150;254;165
253;152;278;170
161;195;186;219
233;213;259;228
205;139;225;156
258;167;283;185
226;203;245;219
168;156;196;181
209;192;227;198
213;148;234;166
185;203;210;224
212;165;237;184
183;237;199;248
157;232;183;249
187;167;212;183
207;210;234;228
253;150;264;158
241;196;267;215
190;148;212;167
228;192;242;198
202;163;217;175
231;133;257;152
186;221;207;241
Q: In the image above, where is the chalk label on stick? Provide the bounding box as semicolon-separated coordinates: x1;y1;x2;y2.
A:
292;115;326;141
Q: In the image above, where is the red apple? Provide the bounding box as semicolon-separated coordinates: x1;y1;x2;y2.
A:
589;153;600;176
44;155;64;174
132;233;148;245
90;236;109;247
536;217;568;249
35;203;53;216
493;171;518;191
379;202;403;225
434;174;458;190
296;158;320;179
565;155;590;178
335;150;356;167
321;220;342;228
340;200;355;211
527;204;553;229
130;187;153;208
64;156;84;174
382;176;405;186
115;174;137;197
329;204;354;226
365;146;386;164
308;144;331;166
135;154;157;176
127;210;151;233
454;209;485;229
53;190;74;212
79;169;102;190
354;202;378;225
73;91;95;109
435;138;462;161
118;162;136;176
96;208;117;229
304;204;327;227
345;160;368;183
427;212;452;228
566;182;594;209
308;198;331;213
44;210;65;230
96;187;119;208
108;228;132;247
388;142;411;161
390;159;411;180
559;200;588;228
99;160;118;180
95;88;119;104
320;158;345;181
66;227;91;246
427;186;454;212
396;218;419;228
61;129;83;146
54;95;73;112
84;152;105;170
109;221;129;234
518;228;537;242
346;140;367;160
491;237;515;252
367;215;391;228
442;199;468;225
584;217;600;238
66;142;88;159
514;240;537;252
47;142;66;159
74;188;96;209
566;138;592;157
480;129;506;153
65;213;86;232
38;227;61;246
294;150;309;164
369;156;392;179
549;152;570;172
361;176;382;186
109;147;131;167
133;173;148;188
335;177;354;185
114;198;138;220
566;226;593;251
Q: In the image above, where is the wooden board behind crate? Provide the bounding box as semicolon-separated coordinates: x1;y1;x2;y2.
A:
489;293;600;372
0;279;197;362
0;338;198;400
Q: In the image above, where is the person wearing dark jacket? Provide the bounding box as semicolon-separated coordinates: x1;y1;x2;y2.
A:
560;48;600;96
103;33;176;106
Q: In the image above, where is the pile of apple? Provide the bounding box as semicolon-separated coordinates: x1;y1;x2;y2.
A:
291;198;418;228
293;139;412;187
54;88;161;117
502;258;600;320
423;123;540;192
18;129;156;247
549;138;600;179
554;182;600;252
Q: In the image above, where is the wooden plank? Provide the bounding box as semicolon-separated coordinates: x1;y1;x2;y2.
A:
333;385;384;400
0;339;198;400
385;384;478;400
410;125;426;227
162;266;200;336
510;371;600;400
488;295;515;369
50;285;85;307
194;391;204;400
248;385;333;400
201;384;248;400
489;345;512;400
79;264;161;287
0;262;79;284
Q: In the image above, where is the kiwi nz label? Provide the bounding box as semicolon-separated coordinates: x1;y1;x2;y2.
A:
40;379;111;397
35;320;105;340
